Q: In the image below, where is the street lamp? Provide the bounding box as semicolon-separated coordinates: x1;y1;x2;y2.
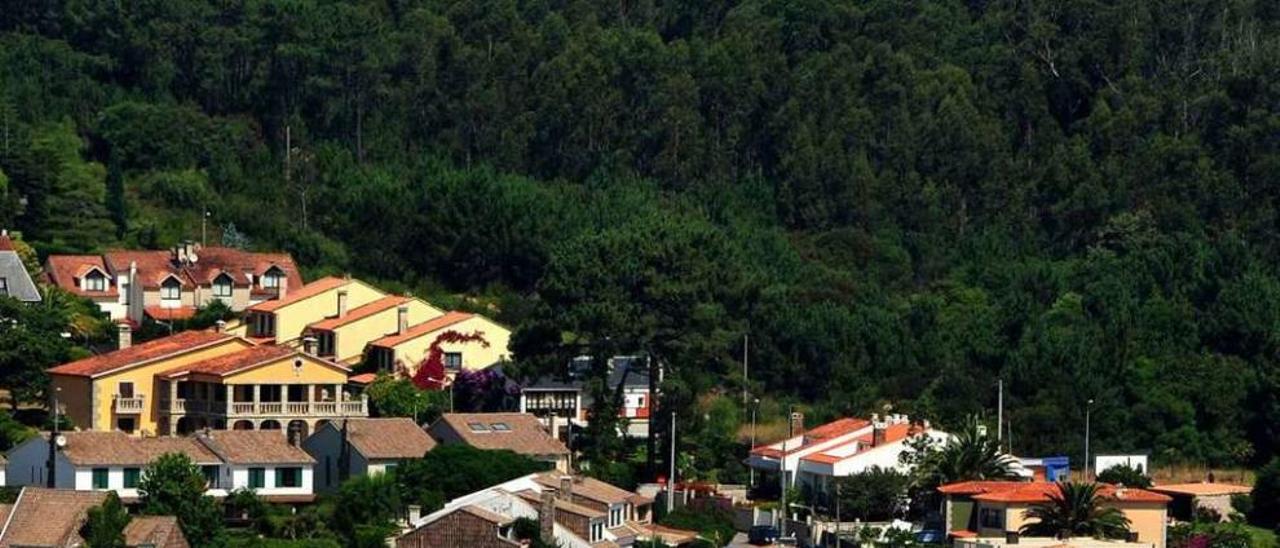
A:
748;398;760;488
1084;399;1094;480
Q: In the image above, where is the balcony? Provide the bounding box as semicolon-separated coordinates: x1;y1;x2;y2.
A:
114;395;145;414
167;398;366;418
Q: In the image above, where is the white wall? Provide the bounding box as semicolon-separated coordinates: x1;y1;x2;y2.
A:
228;464;314;496
1096;455;1149;474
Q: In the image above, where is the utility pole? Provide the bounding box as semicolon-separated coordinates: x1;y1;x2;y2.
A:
667;411;676;513
780;406;794;538
835;480;842;547
749;398;759;488
997;379;1003;447
201;210;210;247
47;388;61;488
742;333;749;409
1084;399;1094;480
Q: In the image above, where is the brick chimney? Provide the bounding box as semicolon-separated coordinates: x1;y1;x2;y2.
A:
872;416;887;447
789;412;805;436
215;320;227;333
117;322;132;350
539;490;556;542
558;476;573;501
397;303;409;335
337;290;349;318
276;275;288;299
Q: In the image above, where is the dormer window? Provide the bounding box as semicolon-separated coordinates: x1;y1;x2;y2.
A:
212;274;233;298
161;277;181;301
0;278;7;296
261;267;283;289
85;271;107;292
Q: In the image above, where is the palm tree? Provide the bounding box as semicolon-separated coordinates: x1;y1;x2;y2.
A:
923;415;1019;485
1021;482;1131;540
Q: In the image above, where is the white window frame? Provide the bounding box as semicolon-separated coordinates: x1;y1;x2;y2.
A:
591;521;604;542
85;272;106;292
212;274;233;297
261;268;282;289
161;278;181;301
444;352;463;371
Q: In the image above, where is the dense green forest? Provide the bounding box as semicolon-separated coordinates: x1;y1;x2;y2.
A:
2;0;1280;471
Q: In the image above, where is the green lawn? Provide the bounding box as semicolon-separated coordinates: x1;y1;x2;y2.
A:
1246;525;1277;548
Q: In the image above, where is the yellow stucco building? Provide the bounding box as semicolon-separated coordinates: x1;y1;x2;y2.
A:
243;276;386;345
306;295;443;363
365;311;512;376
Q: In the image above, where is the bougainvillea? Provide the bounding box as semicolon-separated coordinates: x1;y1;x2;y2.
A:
411;329;490;390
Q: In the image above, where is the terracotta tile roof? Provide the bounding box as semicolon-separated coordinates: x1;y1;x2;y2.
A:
44;255;118;297
0;231;11;252
460;505;515;525
197;430;315;464
102;250;191;290
249;276;348;312
430;413;569;457
0;488;108;547
945;481;1171;504
144;306;199;321
515;491;606;519
123;516;187;548
40;431;221;466
751;417;871;458
348;373;377;384
1151;483;1253;497
341;418;436;459
309;295;410;331
370;311;474;348
158;344;304;379
181;247;302;288
47;330;236;378
801;422;925;464
534;472;636;505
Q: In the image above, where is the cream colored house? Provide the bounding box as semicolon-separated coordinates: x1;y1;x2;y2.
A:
242;276;385;345
305;295;443;364
365;311;512;376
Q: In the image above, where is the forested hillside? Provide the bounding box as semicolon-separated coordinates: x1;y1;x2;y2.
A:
2;1;1280;469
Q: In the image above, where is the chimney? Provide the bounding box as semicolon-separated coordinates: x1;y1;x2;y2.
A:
117;323;132;350
215;320;227;333
407;505;422;525
397;304;409;335
789;412;804;436
558;476;573;501
337;290;349;318
539;490;556;542
872;422;887;447
276;275;288;299
302;336;317;356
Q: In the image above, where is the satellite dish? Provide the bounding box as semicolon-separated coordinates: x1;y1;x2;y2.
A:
188;251;199;264
55;435;67;448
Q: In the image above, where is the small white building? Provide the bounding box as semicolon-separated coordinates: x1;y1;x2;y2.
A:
303;417;436;492
7;430;316;502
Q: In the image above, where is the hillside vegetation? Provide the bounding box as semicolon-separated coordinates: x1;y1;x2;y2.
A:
2;1;1280;469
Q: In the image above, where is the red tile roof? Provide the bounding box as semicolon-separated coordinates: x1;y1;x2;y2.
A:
103;250;192;289
44;255;117;297
429;413;569;457
0;231;13;252
309;295;410;331
369;311;474;348
750;417;871;458
348;373;377;384
801;422;924;464
340;418;437;459
144;306;198;321
940;481;1171;504
47;330;236;378
249;276;348;312
158;344;305;378
196;430;315;464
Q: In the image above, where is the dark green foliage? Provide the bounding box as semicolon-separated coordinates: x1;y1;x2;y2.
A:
659;506;735;547
330;474;402;545
364;375;448;424
832;467;911;522
1169;521;1254;548
1021;482;1131;540
0;289;107;405
394;445;549;512
1251;458;1280;529
3;0;1280;473
139;453;226;548
81;492;129;548
904;417;1019;495
510;517;555;548
1096;464;1153;489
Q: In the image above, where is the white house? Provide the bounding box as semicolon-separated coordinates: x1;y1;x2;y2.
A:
302;417;436;492
7;430;315;502
747;414;949;496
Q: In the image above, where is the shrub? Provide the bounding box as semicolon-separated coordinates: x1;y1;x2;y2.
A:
1096;463;1152;488
1251;458;1280;529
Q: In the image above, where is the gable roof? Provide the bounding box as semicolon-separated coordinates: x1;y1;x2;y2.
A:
0;488;108;547
47;330;239;378
196;431;315;464
430;413;569;457
34;431;222;466
44;255;118;297
0;234;40;302
940;481;1171;504
750;417;872;458
337;418;436;460
534;472;644;506
248;276;349;313
123;516;187;548
309;295;411;331
157;344;345;379
369;311;474;348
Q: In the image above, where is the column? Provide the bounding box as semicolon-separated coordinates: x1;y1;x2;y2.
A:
168;380;178;407
306;383;314;415
252;384;261;415
225;385;233;416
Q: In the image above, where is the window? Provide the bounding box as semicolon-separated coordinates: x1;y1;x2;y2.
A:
92;468;109;489
443;352;463;371
317;332;335;356
85;272;107;292
118;381;135;399
120;282;130;304
979;507;1005;530
609;505;623;528
116;417;136;434
590;521;604;542
202;465;220;488
248;467;266;489
276;467;302;488
467;422;490;433
261;267;283;289
253;313;276;337
490;422;511;432
0;278;7;296
212;274;233;297
161;278;181;301
123;468;141;488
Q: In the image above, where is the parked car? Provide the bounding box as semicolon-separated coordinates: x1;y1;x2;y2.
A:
748;525;781;545
914;529;947;544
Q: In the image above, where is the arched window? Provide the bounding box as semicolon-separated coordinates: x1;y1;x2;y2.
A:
161;277;181;301
213;273;233;297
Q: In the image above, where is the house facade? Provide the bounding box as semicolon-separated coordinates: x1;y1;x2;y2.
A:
365;311;513;376
303;417;437;492
746;414;949;496
939;481;1170;548
7;430;315;502
305;295;443;364
47;330;368;437
519;356;653;439
44;243;303;323
242;276;386;345
0;229;41;302
427;413;571;472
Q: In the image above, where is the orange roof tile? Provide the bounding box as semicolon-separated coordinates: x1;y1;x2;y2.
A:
801;422;926;464
0;231;12;252
44;255;117;297
369;311;474;348
348;373;377;384
1151;483;1252;497
144;306;198;321
309;295;410;331
248;276;348;312
751;417;871;457
158;344;310;378
47;330;235;378
947;481;1171;504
